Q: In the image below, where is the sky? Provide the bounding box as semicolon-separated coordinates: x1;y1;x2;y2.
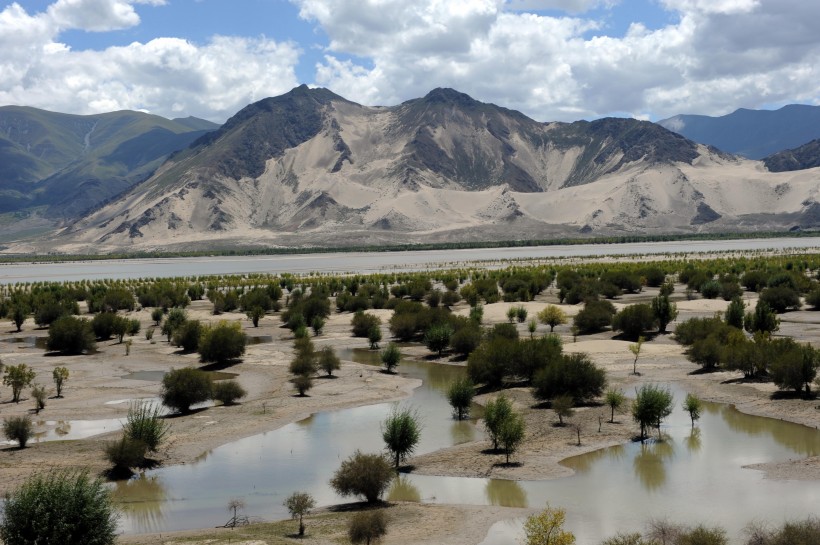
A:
2;0;819;123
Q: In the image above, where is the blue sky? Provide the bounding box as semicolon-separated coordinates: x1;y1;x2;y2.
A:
2;0;819;122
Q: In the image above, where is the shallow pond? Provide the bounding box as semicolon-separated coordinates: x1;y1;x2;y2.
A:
0;418;124;445
115;354;820;544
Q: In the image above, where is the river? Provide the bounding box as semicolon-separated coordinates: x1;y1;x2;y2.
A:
2;237;820;284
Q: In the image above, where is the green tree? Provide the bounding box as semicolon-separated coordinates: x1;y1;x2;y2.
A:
318;346;341;377
198;320;247;364
284;491;316;537
4;364;36;403
52;366;69;397
725;296;746;329
330;450;394;503
523;504;576;545
483;394;513;451
605;388;626;423
683;393;702;427
498;410;525;464
629;336;645;375
612;304;657;340
381;406;421;469
348;510;388;545
552;394;574;426
3;416;32;448
538;305;567;333
172;319;202;352
770;343;818;395
424;323;453;357
0;470;117;545
161;308;187;342
150;307;164;326
380;343;402;373
368;325;382;349
759;286;802;313
447;377;474;420
246;306;265;327
160;367;213;414
632;384;674;440
46;316;96;355
745;300;779;334
10;304;27;332
651;294;678;334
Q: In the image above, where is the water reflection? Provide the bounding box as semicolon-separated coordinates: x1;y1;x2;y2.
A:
111;475;167;533
685;428;702;453
388;475;421;503
485;479;528;508
632;440;675;492
562;444;625;474
720;404;820;457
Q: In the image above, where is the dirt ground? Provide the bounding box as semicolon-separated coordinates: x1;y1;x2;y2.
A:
2;284;820;544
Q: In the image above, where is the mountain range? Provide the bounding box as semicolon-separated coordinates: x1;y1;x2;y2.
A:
3;88;820;254
658;104;820;159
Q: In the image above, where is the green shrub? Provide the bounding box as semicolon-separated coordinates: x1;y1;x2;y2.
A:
532;353;607;403
213;380;247;405
612;303;657;340
105;436;147;471
330;450;394;503
46;316;96;355
348;510;388;545
172;319;202;352
91;312;117;340
0;470;117;545
160;367;213;414
351;311;380;337
447;376;474;419
198;320;247;364
574;299;616;334
381;343;402;373
3;416;32;448
123;401;168;452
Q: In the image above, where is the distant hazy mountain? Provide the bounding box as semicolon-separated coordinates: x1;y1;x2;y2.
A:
18;85;813;255
764;139;820;172
658;104;820;159
0;106;218;220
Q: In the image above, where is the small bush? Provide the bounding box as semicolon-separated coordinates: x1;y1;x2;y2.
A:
348;510;388;545
105;436;147;471
574;299;616;334
31;384;47;413
123;401;168;452
213;380;247;405
330;450;394;503
447;377;474;419
3;416;32;448
381;343;402;373
172;319;202;352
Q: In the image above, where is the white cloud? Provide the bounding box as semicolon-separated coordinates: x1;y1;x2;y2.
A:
296;0;820;121
0;0;301;121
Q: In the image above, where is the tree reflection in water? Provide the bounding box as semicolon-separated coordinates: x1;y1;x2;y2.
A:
485;479;527;508
561;444;626;474
387;475;421;502
685;428;702;453
111;475;168;533
633;439;675;492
